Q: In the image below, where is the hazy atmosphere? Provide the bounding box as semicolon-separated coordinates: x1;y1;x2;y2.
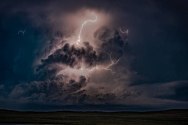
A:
0;0;188;111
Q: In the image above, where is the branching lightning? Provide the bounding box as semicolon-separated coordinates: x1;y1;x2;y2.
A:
76;13;97;45
98;52;121;74
71;13;120;74
81;52;121;74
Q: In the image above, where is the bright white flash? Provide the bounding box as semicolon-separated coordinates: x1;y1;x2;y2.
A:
76;13;97;44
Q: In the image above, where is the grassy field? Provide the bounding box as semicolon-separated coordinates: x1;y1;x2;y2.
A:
0;109;188;125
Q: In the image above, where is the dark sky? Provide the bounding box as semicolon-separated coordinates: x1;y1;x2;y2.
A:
0;0;188;111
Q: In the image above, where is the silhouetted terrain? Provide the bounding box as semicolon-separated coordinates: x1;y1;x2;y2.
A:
0;109;188;125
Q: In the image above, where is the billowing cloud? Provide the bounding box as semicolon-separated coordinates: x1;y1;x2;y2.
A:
0;0;188;111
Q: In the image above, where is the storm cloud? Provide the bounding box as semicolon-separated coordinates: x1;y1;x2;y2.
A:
0;0;188;111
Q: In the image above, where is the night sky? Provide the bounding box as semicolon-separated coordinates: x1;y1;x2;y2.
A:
0;0;188;111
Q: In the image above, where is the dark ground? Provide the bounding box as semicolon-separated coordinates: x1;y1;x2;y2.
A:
0;109;188;125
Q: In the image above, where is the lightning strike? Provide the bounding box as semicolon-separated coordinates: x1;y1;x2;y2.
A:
73;13;120;74
119;28;128;35
76;13;97;45
18;30;26;35
80;53;121;74
97;52;121;74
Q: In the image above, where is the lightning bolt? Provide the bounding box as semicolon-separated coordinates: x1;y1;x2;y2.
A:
119;28;128;35
97;52;121;74
18;29;26;35
74;13;120;74
81;52;121;74
76;13;97;45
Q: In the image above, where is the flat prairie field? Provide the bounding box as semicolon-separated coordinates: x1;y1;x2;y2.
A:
0;109;188;125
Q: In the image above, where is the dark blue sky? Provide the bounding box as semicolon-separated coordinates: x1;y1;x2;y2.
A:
0;0;188;111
